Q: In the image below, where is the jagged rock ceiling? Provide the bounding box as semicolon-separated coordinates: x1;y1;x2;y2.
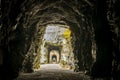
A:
1;0;95;28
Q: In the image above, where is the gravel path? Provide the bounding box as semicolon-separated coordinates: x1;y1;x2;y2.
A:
17;64;91;80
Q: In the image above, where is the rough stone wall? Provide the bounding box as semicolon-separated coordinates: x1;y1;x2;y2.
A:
107;0;120;79
22;26;45;72
91;0;119;78
91;0;113;77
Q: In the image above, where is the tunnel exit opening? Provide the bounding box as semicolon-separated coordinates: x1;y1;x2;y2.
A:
47;46;61;64
32;24;75;71
49;50;59;64
52;55;57;63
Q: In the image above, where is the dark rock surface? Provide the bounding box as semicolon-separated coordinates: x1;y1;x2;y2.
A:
0;0;119;80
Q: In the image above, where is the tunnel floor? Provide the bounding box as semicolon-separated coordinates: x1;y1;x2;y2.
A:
17;64;91;80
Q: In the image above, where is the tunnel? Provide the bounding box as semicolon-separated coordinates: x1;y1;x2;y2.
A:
51;54;57;63
47;45;61;63
0;0;120;80
51;52;58;63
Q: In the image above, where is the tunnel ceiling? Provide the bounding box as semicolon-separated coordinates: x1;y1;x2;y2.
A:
6;0;95;27
1;0;95;45
2;0;96;50
22;0;77;24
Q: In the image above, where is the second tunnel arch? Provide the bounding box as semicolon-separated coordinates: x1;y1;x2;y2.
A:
49;50;60;63
45;44;62;64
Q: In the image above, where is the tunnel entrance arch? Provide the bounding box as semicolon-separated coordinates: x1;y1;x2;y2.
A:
45;43;62;63
50;50;59;63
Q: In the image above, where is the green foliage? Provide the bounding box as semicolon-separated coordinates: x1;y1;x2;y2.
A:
33;53;41;70
60;60;68;68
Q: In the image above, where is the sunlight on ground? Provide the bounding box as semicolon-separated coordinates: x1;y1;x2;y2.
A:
34;63;74;72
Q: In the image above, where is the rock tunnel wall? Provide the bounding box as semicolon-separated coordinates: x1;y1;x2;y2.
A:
0;0;120;80
91;0;119;79
106;0;120;79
